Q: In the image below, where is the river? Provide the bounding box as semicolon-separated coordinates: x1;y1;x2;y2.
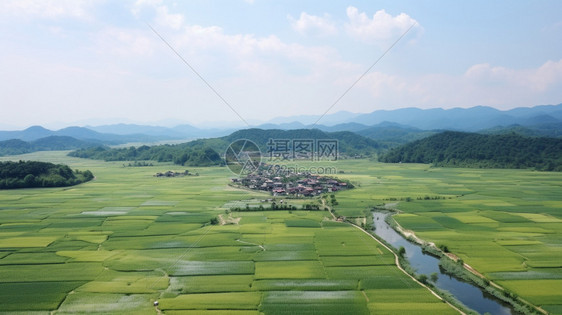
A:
372;211;516;315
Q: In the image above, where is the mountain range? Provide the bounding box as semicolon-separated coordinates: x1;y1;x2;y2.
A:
1;104;561;147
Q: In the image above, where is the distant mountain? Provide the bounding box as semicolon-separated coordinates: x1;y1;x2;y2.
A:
265;111;361;125
249;103;562;133
316;122;370;132
348;104;562;131
89;123;233;139
5;103;561;146
256;122;308;130
380;131;562;171
222;128;383;156
0;136;98;156
0;126;52;142
355;122;439;145
0;126;173;144
88;124;185;137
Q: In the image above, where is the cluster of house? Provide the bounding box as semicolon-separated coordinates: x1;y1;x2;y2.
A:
231;170;349;197
154;170;193;177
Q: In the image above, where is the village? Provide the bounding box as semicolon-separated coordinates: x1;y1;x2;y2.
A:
153;170;198;177
230;164;352;197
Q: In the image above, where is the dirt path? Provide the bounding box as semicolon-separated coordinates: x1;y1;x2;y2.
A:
218;214;241;225
350;223;465;315
321;198;337;220
236;239;265;251
218;214;226;225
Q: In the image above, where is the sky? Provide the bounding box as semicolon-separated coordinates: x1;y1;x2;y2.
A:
1;0;562;129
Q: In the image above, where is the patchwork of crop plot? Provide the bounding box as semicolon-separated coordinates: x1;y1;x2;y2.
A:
329;160;562;313
0;153;452;314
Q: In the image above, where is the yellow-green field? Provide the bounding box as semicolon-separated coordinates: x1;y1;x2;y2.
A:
1;152;561;313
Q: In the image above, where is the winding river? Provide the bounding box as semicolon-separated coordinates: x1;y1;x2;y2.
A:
372;211;516;315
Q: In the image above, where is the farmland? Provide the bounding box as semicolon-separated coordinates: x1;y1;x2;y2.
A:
1;152;561;313
0;152;454;314
330;160;562;314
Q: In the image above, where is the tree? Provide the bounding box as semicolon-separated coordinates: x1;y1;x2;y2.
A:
430;272;438;283
23;174;36;186
398;246;406;257
83;170;94;180
0;161;94;189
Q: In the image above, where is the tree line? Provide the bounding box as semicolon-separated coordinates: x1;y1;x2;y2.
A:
68;144;223;166
0;160;94;189
380;131;562;171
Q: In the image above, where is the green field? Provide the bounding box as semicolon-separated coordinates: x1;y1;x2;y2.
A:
1;152;561;313
0;152;455;314
328;160;562;313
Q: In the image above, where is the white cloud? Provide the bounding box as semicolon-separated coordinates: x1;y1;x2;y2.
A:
354;60;562;110
288;12;337;37
465;60;562;92
155;5;183;29
4;1;559;128
0;0;96;20
345;7;418;43
94;28;154;56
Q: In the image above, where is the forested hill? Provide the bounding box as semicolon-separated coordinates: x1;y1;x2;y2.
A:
0;136;98;156
222;128;383;156
68;128;382;166
379;131;562;171
0;161;94;189
68;144;223;167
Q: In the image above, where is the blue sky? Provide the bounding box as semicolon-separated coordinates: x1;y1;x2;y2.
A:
1;0;561;129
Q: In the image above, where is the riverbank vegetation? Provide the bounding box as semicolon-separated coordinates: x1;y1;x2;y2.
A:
382;212;542;314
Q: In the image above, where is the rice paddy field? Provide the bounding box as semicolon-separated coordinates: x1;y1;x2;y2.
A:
1;153;561;314
0;152;457;314
330;160;562;314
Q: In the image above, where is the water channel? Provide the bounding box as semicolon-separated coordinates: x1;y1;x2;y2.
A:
372;211;516;315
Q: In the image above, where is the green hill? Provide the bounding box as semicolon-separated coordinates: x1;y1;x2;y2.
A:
0;136;98;157
68;144;223;167
69;128;382;166
380;131;562;171
0;139;33;156
355;123;439;146
223;128;382;157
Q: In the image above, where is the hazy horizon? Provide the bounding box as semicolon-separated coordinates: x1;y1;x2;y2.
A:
1;102;561;132
2;1;562;129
